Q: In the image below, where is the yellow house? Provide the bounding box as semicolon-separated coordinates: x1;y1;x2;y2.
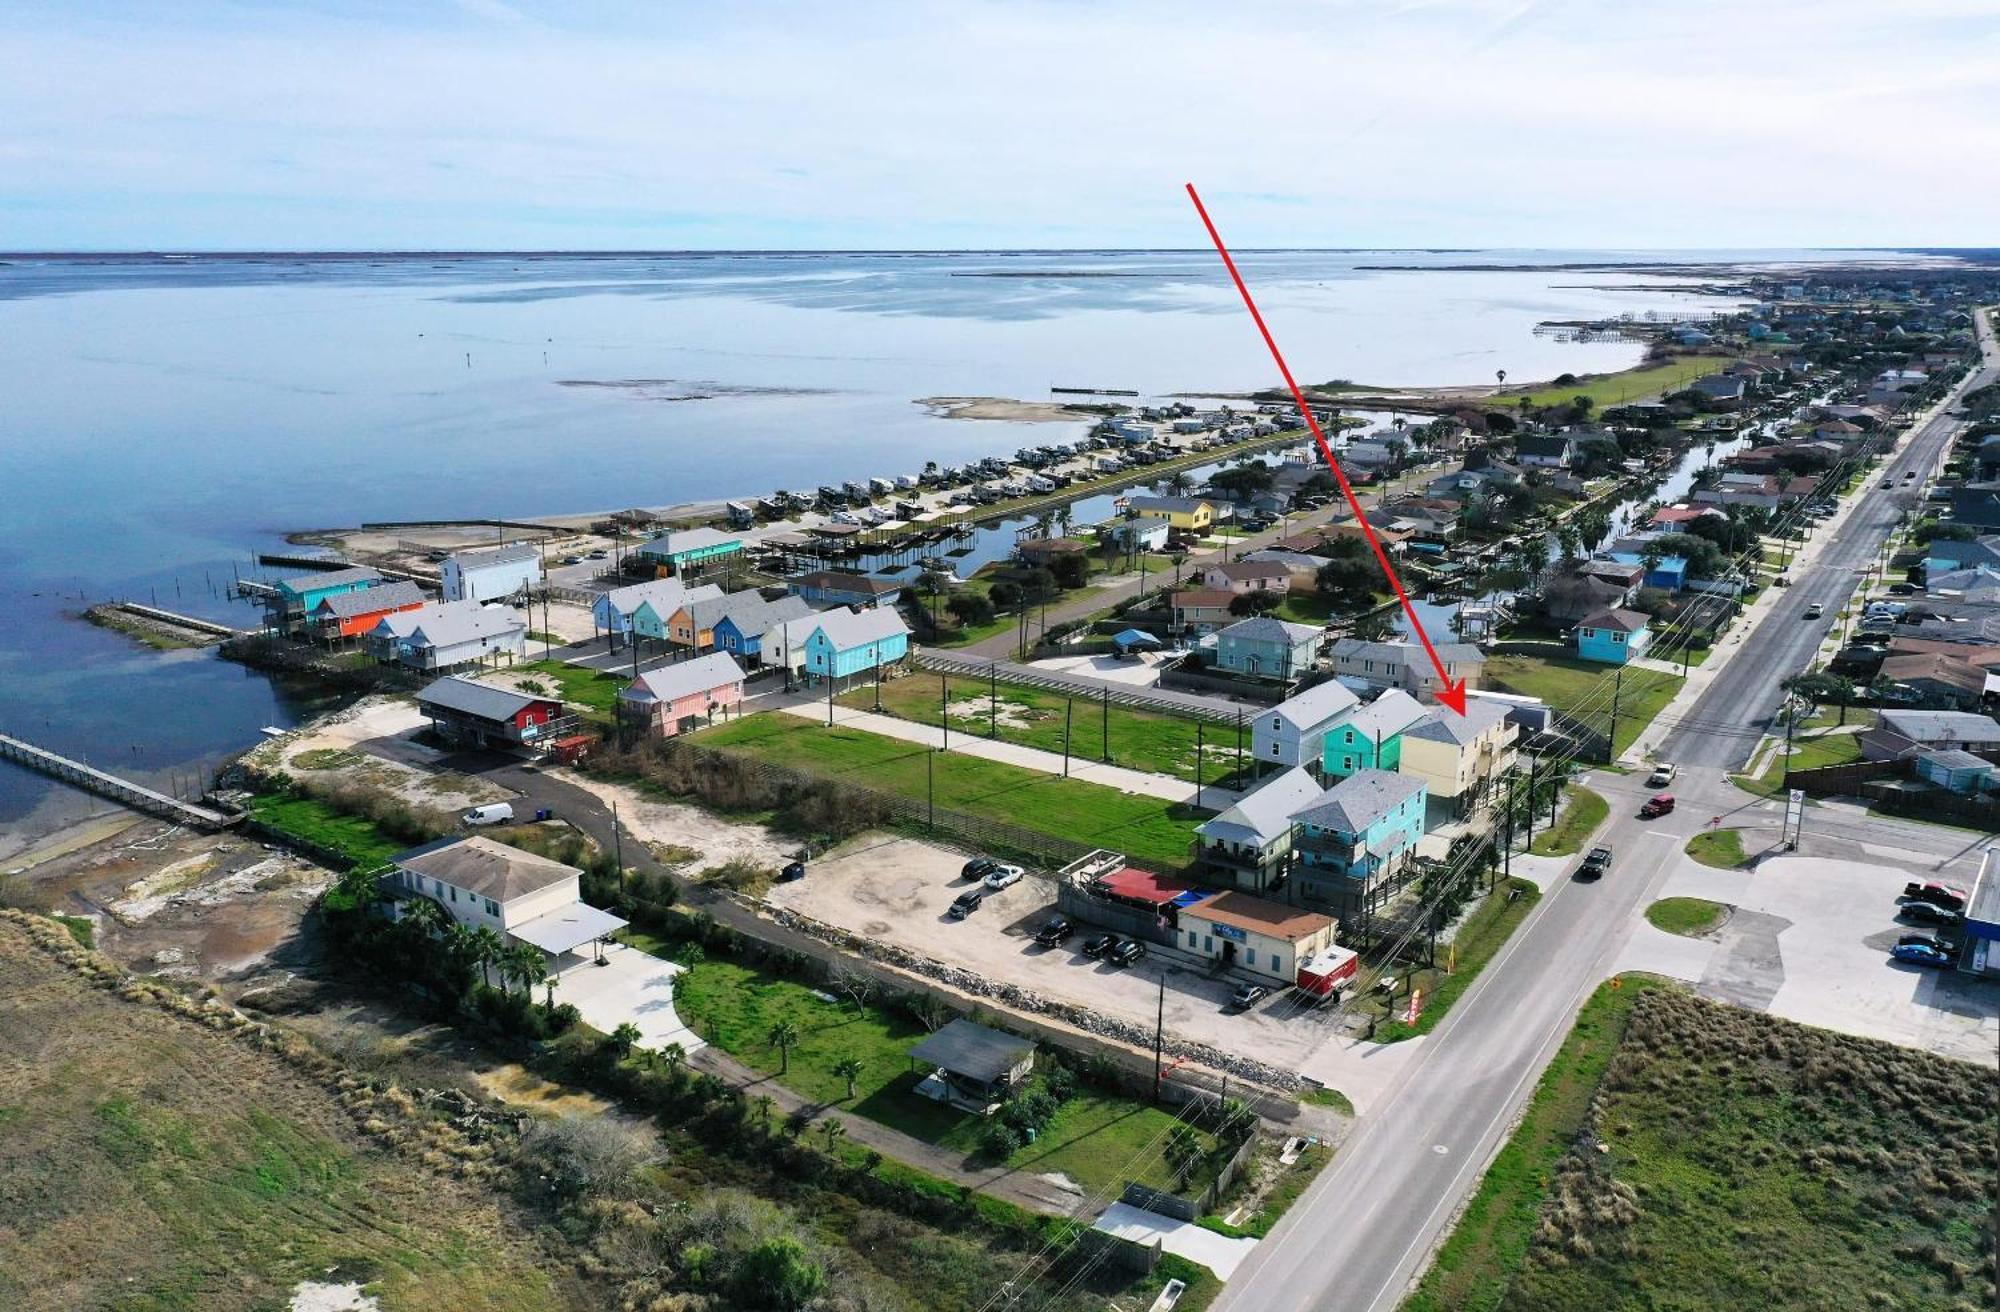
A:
1397;699;1520;824
1125;495;1215;533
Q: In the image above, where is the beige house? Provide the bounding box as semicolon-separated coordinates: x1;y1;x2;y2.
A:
1176;891;1337;986
389;835;627;964
1398;701;1520;825
1329;638;1486;700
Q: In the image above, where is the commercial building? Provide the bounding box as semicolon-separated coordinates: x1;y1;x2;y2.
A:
441;541;540;603
637;527;744;578
1174;891;1337;987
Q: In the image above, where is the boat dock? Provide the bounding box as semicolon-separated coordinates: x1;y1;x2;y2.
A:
103;602;252;639
0;732;242;831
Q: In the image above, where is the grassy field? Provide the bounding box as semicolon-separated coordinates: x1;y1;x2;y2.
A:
1409;982;1998;1312
0;918;569;1312
838;672;1250;787
1528;786;1608;857
1367;878;1542;1043
247;792;406;869
693;715;1203;868
1644;897;1728;936
1685;828;1748;869
637;934;1216;1194
1484;654;1683;757
1505;356;1733;410
522;660;625;723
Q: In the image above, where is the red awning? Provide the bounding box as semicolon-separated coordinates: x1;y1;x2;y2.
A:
1093;866;1197;909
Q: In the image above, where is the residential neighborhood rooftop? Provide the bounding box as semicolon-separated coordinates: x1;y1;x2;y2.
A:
1294;767;1427;834
394;835;579;903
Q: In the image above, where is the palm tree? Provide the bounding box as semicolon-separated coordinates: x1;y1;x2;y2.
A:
832;1056;864;1101
1165;469;1192;495
661;1042;686;1076
754;1093;777;1129
820;1118;847;1154
1170;551;1188;590
402;895;451;938
769;1020;801;1075
679;942;706;970
469;924;505;989
504;943;548;999
609;1022;643;1058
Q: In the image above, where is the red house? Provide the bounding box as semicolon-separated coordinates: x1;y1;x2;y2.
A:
415;676;573;752
312;580;430;639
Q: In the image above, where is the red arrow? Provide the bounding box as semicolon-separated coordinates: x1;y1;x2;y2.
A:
1186;183;1468;715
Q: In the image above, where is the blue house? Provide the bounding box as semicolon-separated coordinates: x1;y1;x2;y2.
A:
1914;749;1998;796
272;566;383;633
1607;551;1688;593
711;594;815;666
1214;617;1321;680
1576;607;1652;665
1291;769;1429;919
799;606;911;686
1321;690;1428;781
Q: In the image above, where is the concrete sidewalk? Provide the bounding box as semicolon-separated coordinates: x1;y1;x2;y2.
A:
761;692;1244;810
1095;1201;1261;1279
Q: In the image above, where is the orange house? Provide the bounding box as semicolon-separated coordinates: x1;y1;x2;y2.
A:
313;580;430;639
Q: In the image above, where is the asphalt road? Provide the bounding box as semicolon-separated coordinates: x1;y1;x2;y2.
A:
1213;313;1999;1312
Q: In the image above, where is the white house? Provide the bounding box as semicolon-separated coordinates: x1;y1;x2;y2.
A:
1251;679;1361;771
389;835;626;964
1195;765;1325;894
369;601;527;671
442;541;541;603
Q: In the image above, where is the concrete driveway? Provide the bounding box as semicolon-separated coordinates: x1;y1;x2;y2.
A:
547;939;703;1054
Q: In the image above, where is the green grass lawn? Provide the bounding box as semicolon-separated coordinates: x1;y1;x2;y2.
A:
1484;654;1682;757
1505;356;1732;410
1409;984;1998;1312
694;715;1203;868
247;793;405;869
1368;878;1543;1043
523;658;626;721
839;673;1251;788
638;935;1214;1195
1645;897;1729;937
1684;828;1748;869
1528;786;1608;857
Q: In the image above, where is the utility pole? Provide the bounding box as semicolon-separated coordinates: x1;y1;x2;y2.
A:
940;674;949;751
927;746;935;831
990;663;999;740
1195;721;1204;807
1610;667;1623;762
612;800;626;895
1064;698;1073;777
1152;970;1167;1103
1525;753;1538;846
872;643;882;713
1102;686;1111;761
826;664;835;726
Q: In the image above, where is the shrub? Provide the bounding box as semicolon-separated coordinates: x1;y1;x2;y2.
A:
980;1121;1024;1160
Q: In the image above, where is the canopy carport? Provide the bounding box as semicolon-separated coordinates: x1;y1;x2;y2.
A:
508;902;629;961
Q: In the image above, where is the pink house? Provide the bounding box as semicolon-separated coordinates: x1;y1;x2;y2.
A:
618;651;746;737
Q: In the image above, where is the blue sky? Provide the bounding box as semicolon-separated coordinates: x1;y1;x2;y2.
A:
3;0;1996;250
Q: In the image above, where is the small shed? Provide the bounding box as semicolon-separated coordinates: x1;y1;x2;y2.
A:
908;1019;1036;1112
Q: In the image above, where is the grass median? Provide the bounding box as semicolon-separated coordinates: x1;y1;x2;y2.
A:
1367;877;1542;1043
1527;786;1608;857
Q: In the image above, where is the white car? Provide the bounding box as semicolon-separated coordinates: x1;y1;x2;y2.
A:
982;864;1026;891
1646;762;1677;788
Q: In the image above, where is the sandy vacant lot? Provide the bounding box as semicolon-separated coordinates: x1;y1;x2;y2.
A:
562;774;798;873
770;834;1341;1071
245;698;508;812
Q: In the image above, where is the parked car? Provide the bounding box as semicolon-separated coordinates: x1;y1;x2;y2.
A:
961;856;1000;881
1579;847;1613;880
1804;602;1824;620
1229;982;1270;1010
1897;932;1958;952
1891;941;1953;968
1081;933;1117;959
1900;881;1967;911
948;889;985;919
1109;939;1147;967
587;549;609;559
1898;900;1960;926
1639;794;1676;819
777;860;807;883
461;802;514;826
1647;762;1677;787
1032;917;1074;947
982;864;1026;891
1887;582;1917;596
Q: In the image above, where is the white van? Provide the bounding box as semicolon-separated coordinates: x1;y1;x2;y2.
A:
461;802;514;827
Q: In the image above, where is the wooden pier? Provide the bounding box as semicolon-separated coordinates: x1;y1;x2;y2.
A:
104;602;252;639
0;732;241;831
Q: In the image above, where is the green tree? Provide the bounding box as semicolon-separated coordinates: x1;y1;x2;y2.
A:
469;924;506;989
832;1056;864;1100
661;1041;687;1075
769;1020;801;1075
609;1022;643;1058
819;1117;847;1154
503;943;547;999
1228;588;1281;616
733;1235;827;1311
945;590;995;628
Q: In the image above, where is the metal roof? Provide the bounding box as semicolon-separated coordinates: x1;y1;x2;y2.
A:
417;675;550;721
449;541;540;569
623;651;746;705
314;580;427;618
278;566;381;597
1198;766;1325;846
507;901;628;955
908;1019;1036;1084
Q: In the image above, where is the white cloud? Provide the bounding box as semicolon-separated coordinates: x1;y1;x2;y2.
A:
0;0;1993;248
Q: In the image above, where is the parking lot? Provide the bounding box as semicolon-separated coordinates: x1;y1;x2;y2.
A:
1629;853;1998;1067
768;835;1342;1071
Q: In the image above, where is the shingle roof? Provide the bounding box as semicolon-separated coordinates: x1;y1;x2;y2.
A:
1294;768;1427;834
644;526;740;557
792;571;903;597
1219;617;1320;646
1579;607;1652;633
314;580;427;618
1199;766;1326;846
908;1019;1035;1083
1404;698;1511;746
1269;679;1361;732
395;836;578;904
1184;890;1335;942
1330;638;1485;669
376;601;526;648
417;675;550;721
623;651;745;705
602;578;721;620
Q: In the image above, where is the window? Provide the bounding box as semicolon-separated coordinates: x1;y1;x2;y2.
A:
1271;744;1280;757
1204;936;1214;953
1187;930;1198;947
449;886;457;902
485;899;499;916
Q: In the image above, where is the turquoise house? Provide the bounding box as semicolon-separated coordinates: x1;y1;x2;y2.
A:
801;607;911;684
638;527;744;577
1321;690;1428;780
1576;607;1652;665
1291;769;1429;919
1214;617;1321;680
1607;550;1688;593
272;566;383;632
